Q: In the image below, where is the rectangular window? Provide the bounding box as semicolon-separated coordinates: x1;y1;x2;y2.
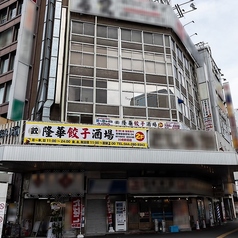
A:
143;32;153;44
9;3;17;20
0;85;4;104
0;28;13;49
154;34;163;45
145;61;155;74
17;0;23;15
13;24;20;42
121;29;131;41
9;52;15;70
0;9;7;24
0;56;9;74
4;81;11;102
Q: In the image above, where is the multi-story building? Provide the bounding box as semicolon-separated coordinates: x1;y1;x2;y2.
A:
0;0;237;237
196;42;232;150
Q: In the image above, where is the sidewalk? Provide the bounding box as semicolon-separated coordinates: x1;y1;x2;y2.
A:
86;220;238;238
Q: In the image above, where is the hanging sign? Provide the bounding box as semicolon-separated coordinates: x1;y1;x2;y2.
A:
71;198;82;229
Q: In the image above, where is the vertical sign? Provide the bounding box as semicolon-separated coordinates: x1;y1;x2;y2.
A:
0;183;8;236
106;195;114;232
71;198;82;229
201;99;214;131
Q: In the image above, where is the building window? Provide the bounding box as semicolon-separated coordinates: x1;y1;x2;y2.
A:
0;85;4;104
0;52;15;75
0;28;13;49
5;81;11;102
72;21;95;36
8;3;17;20
0;8;7;24
97;25;118;39
0;56;9;74
0;81;11;104
17;0;23;15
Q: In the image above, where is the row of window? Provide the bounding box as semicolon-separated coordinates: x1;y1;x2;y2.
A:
72;21;170;46
70;51;173;75
68;85;176;108
71;42;171;63
0;1;22;25
69;76;175;93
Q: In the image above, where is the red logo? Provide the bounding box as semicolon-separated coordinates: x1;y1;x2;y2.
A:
135;132;145;141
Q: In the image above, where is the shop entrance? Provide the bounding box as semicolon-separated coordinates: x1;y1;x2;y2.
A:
128;198;173;231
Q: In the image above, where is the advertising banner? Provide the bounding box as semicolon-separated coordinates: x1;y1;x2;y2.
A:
24;121;147;148
71;198;82;229
95;117;181;129
201;99;214;131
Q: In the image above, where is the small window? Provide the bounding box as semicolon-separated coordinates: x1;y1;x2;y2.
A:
0;28;13;49
17;0;23;15
9;52;15;71
154;34;163;45
143;32;153;44
132;30;141;42
97;25;107;38
72;22;83;34
13;24;20;42
84;23;94;36
0;85;4;104
0;9;7;24
0;56;9;74
108;27;117;39
5;81;11;102
9;4;17;20
121;29;131;41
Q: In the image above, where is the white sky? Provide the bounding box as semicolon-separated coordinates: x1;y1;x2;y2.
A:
172;0;238;109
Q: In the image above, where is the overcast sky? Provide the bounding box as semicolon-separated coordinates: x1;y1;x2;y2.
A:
172;0;238;109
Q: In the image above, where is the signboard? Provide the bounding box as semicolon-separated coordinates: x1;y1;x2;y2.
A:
201;99;214;131
0;121;22;145
95;117;181;129
24;121;147;148
149;128;217;151
71;198;82;229
0;183;8;232
0;202;5;215
28;172;84;196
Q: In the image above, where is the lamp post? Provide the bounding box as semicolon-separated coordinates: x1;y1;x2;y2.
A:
183;20;195;27
189;33;197;38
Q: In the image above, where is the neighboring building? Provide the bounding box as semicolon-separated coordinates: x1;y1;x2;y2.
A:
235;109;238;130
196;42;232;150
0;0;237;237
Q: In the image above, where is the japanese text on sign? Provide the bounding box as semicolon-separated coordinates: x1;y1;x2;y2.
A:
71;198;82;229
24;122;147;148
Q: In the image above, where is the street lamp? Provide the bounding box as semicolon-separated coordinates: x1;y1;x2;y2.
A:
189;33;197;37
183;20;195;27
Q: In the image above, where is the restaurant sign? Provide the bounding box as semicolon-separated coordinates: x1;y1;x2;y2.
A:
95;117;181;129
24;121;147;148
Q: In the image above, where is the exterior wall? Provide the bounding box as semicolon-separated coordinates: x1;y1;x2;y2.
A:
196;44;231;145
66;13;202;130
0;0;23;118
